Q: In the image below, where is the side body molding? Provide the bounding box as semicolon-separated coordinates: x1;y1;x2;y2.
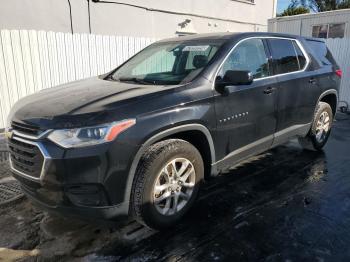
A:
123;124;217;205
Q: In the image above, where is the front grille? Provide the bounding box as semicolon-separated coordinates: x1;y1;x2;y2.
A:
8;138;44;179
11;121;42;136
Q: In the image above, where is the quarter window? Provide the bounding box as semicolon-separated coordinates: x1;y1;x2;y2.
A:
218;38;270;80
269;39;305;75
306;40;337;66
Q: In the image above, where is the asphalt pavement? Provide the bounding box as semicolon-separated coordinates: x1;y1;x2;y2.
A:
1;113;350;261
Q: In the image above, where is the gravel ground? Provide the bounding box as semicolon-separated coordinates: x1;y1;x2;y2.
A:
0;135;11;183
1;114;350;261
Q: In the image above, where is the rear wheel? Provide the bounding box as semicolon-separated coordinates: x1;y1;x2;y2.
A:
131;139;204;229
298;101;333;151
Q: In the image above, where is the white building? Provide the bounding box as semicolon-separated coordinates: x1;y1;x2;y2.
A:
268;9;350;108
0;0;277;129
0;0;277;38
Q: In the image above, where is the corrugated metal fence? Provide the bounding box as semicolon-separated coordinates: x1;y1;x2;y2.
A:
0;30;156;129
323;39;350;105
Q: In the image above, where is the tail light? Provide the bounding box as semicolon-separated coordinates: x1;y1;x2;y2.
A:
335;69;342;78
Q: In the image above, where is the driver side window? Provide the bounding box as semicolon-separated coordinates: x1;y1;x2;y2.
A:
219;38;270;80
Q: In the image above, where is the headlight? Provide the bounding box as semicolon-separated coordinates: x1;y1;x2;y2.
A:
48;119;136;148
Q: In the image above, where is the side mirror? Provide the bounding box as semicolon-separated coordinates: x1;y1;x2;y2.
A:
215;70;253;91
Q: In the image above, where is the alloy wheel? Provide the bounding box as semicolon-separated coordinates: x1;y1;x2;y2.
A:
153;158;196;216
315;111;331;143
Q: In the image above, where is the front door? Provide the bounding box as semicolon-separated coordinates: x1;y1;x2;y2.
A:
213;38;277;170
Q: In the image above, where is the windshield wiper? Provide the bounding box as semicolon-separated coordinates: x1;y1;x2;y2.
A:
118;77;156;85
104;74;118;81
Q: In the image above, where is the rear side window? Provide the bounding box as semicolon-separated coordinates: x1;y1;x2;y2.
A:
268;39;305;75
306;40;337;66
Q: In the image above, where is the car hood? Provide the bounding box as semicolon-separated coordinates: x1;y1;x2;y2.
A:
9;76;175;129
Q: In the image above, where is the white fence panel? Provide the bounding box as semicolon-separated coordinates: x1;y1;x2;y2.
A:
28;30;44;92
0;30;155;129
0;36;10;128
325;39;350;105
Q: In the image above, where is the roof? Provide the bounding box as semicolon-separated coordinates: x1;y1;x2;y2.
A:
157;32;237;43
156;32;306;44
269;8;350;22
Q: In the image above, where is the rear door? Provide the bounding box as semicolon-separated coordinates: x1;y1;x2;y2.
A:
267;38;320;145
305;39;341;95
214;38;278;169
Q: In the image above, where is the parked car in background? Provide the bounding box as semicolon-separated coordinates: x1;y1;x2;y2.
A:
6;32;341;229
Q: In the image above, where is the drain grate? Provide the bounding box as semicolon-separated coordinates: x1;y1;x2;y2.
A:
0;181;24;207
0;150;8;163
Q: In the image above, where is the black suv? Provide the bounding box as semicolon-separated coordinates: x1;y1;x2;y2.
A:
6;32;341;229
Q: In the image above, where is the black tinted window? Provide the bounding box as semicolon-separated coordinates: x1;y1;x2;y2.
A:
312;25;329;38
219;38;270;80
306;40;337;66
269;39;300;74
328;23;345;38
312;23;345;39
293;41;306;69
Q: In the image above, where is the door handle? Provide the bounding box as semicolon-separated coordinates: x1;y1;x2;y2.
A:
309;78;317;85
263;87;276;94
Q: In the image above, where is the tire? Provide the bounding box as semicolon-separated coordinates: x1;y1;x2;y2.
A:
298;101;333;151
131;139;204;229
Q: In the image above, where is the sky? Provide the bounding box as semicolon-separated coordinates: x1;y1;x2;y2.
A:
277;0;292;13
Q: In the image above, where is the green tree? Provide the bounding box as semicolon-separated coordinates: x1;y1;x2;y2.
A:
278;0;310;16
337;0;350;9
300;0;350;12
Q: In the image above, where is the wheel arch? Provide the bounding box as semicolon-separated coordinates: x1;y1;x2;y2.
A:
318;89;338;116
124;124;217;207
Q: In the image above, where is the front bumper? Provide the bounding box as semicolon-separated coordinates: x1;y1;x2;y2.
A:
20;180;129;221
8;130;139;221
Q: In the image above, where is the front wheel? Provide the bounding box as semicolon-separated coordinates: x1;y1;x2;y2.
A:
131;139;204;229
298;101;333;151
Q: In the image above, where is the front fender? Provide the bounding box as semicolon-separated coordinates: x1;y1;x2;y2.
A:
122;122;216;210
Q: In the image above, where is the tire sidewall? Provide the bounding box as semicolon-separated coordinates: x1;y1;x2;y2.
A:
139;141;204;228
310;102;333;150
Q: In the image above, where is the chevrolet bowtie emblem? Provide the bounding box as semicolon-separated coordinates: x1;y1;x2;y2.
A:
5;128;13;139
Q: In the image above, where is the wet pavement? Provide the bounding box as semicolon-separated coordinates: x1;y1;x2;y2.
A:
1;114;350;261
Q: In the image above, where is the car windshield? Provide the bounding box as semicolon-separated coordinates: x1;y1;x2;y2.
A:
109;40;223;85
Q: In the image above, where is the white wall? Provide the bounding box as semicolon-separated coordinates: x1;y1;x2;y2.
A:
0;0;80;33
0;0;278;129
0;0;276;38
